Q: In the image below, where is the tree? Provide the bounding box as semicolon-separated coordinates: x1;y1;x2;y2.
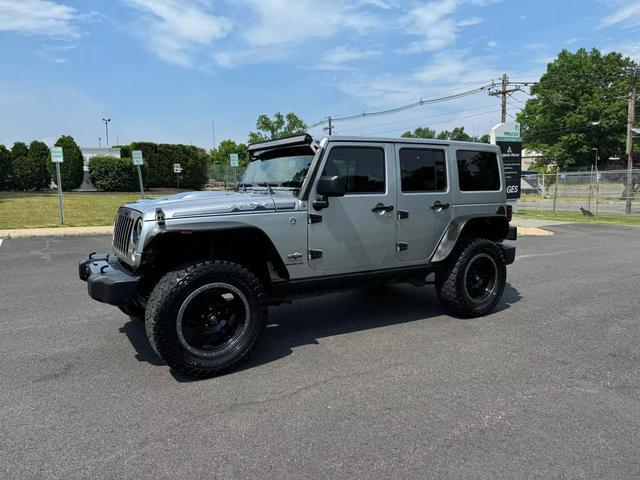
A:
518;48;636;170
211;139;249;167
401;127;436;139
248;112;307;144
50;135;84;190
12;140;50;190
0;145;12;190
10;142;28;160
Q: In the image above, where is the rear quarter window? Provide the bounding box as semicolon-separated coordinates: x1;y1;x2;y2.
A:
456;150;501;191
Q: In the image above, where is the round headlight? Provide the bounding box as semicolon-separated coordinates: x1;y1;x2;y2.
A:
131;218;143;245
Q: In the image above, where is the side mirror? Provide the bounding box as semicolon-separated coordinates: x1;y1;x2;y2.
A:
317;175;346;197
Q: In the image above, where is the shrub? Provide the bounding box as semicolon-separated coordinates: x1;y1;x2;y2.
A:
49;135;84;190
88;156;143;191
129;142;209;189
12;141;50;190
113;145;131;158
0;145;12;190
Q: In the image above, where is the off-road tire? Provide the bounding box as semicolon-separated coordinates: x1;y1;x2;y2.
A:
436;238;506;318
145;260;267;378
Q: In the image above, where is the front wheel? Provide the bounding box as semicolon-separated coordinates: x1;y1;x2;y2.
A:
436;238;506;318
145;260;267;378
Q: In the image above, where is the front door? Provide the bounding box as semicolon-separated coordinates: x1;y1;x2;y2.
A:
395;144;453;262
308;143;396;273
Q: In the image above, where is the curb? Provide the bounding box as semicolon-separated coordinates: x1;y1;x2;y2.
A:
0;226;113;239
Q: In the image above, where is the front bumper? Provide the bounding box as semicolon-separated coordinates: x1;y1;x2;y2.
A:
79;253;139;306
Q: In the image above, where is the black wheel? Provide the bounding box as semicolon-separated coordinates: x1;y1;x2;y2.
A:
145;260;267;378
436;238;506;318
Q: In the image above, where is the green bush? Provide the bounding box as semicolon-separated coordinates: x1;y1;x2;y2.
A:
129;142;208;189
113;145;131;158
12;141;50;191
49;135;84;190
89;156;143;191
10;142;28;160
0;145;12;190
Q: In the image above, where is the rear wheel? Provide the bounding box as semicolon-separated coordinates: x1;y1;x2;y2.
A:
145;260;267;378
436;238;506;318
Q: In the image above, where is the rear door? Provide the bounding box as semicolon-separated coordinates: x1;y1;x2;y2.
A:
395;144;453;262
307;142;397;274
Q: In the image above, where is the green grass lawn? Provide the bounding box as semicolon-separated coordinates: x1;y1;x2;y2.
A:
516;208;640;226
0;192;152;229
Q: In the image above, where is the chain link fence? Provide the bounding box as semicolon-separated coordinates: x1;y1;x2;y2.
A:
519;169;640;215
204;164;247;190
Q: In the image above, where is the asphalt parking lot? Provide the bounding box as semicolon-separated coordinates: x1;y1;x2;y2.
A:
1;224;639;479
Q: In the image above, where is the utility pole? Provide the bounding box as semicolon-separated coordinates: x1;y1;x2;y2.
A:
489;74;523;123
625;75;637;214
211;118;216;150
102;118;111;148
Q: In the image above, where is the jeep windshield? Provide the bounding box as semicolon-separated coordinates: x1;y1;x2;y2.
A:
239;147;313;191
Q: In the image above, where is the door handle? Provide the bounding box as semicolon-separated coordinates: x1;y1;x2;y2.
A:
372;203;394;213
430;201;450;210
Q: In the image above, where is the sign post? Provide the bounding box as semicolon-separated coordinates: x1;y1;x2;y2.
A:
51;146;65;225
132;150;145;199
230;153;239;187
490;122;522;203
173;163;182;189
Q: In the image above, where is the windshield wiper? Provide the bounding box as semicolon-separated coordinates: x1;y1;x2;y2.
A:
256;182;277;195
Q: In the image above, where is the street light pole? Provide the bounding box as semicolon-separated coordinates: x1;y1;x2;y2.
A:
102;118;111;148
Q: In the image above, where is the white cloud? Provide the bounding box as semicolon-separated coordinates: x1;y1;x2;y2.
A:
317;44;381;69
402;0;458;53
122;0;231;67
600;2;640;28
240;0;379;48
0;0;80;38
457;17;483;27
487;40;498;48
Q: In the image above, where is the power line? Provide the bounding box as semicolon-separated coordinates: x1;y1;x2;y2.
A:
336;103;499;133
310;83;496;129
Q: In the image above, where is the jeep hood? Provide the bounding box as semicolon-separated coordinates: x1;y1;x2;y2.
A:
124;190;298;221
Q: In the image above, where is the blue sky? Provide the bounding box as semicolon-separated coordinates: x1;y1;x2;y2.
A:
1;0;639;149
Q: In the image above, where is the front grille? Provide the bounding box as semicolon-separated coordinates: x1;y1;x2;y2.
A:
113;208;136;254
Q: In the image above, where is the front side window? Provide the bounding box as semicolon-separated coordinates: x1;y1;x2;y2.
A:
399;148;447;192
456;150;500;191
323;146;385;194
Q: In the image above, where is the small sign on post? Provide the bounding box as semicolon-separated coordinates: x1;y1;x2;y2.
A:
132;150;145;198
230;153;239;186
51;147;65;225
173;163;182;189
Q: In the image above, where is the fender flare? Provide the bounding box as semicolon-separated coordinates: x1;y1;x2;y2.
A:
431;215;509;263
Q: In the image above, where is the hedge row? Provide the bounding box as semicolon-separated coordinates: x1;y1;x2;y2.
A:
88;156;144;191
0;136;84;191
129;142;208;190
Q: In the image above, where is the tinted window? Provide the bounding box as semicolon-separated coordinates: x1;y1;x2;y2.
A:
323;147;385;194
399;148;447;192
456;150;500;191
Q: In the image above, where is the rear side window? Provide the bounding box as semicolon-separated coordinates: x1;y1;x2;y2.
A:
399;148;447;192
323;146;385;194
456;150;501;191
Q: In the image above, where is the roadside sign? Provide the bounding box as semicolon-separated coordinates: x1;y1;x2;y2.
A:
132;151;145;198
132;150;143;165
491;122;522;200
173;163;182;173
51;146;64;163
230;153;239;167
51;146;65;224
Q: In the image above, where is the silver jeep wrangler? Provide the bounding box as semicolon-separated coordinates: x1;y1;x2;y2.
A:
80;134;516;378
